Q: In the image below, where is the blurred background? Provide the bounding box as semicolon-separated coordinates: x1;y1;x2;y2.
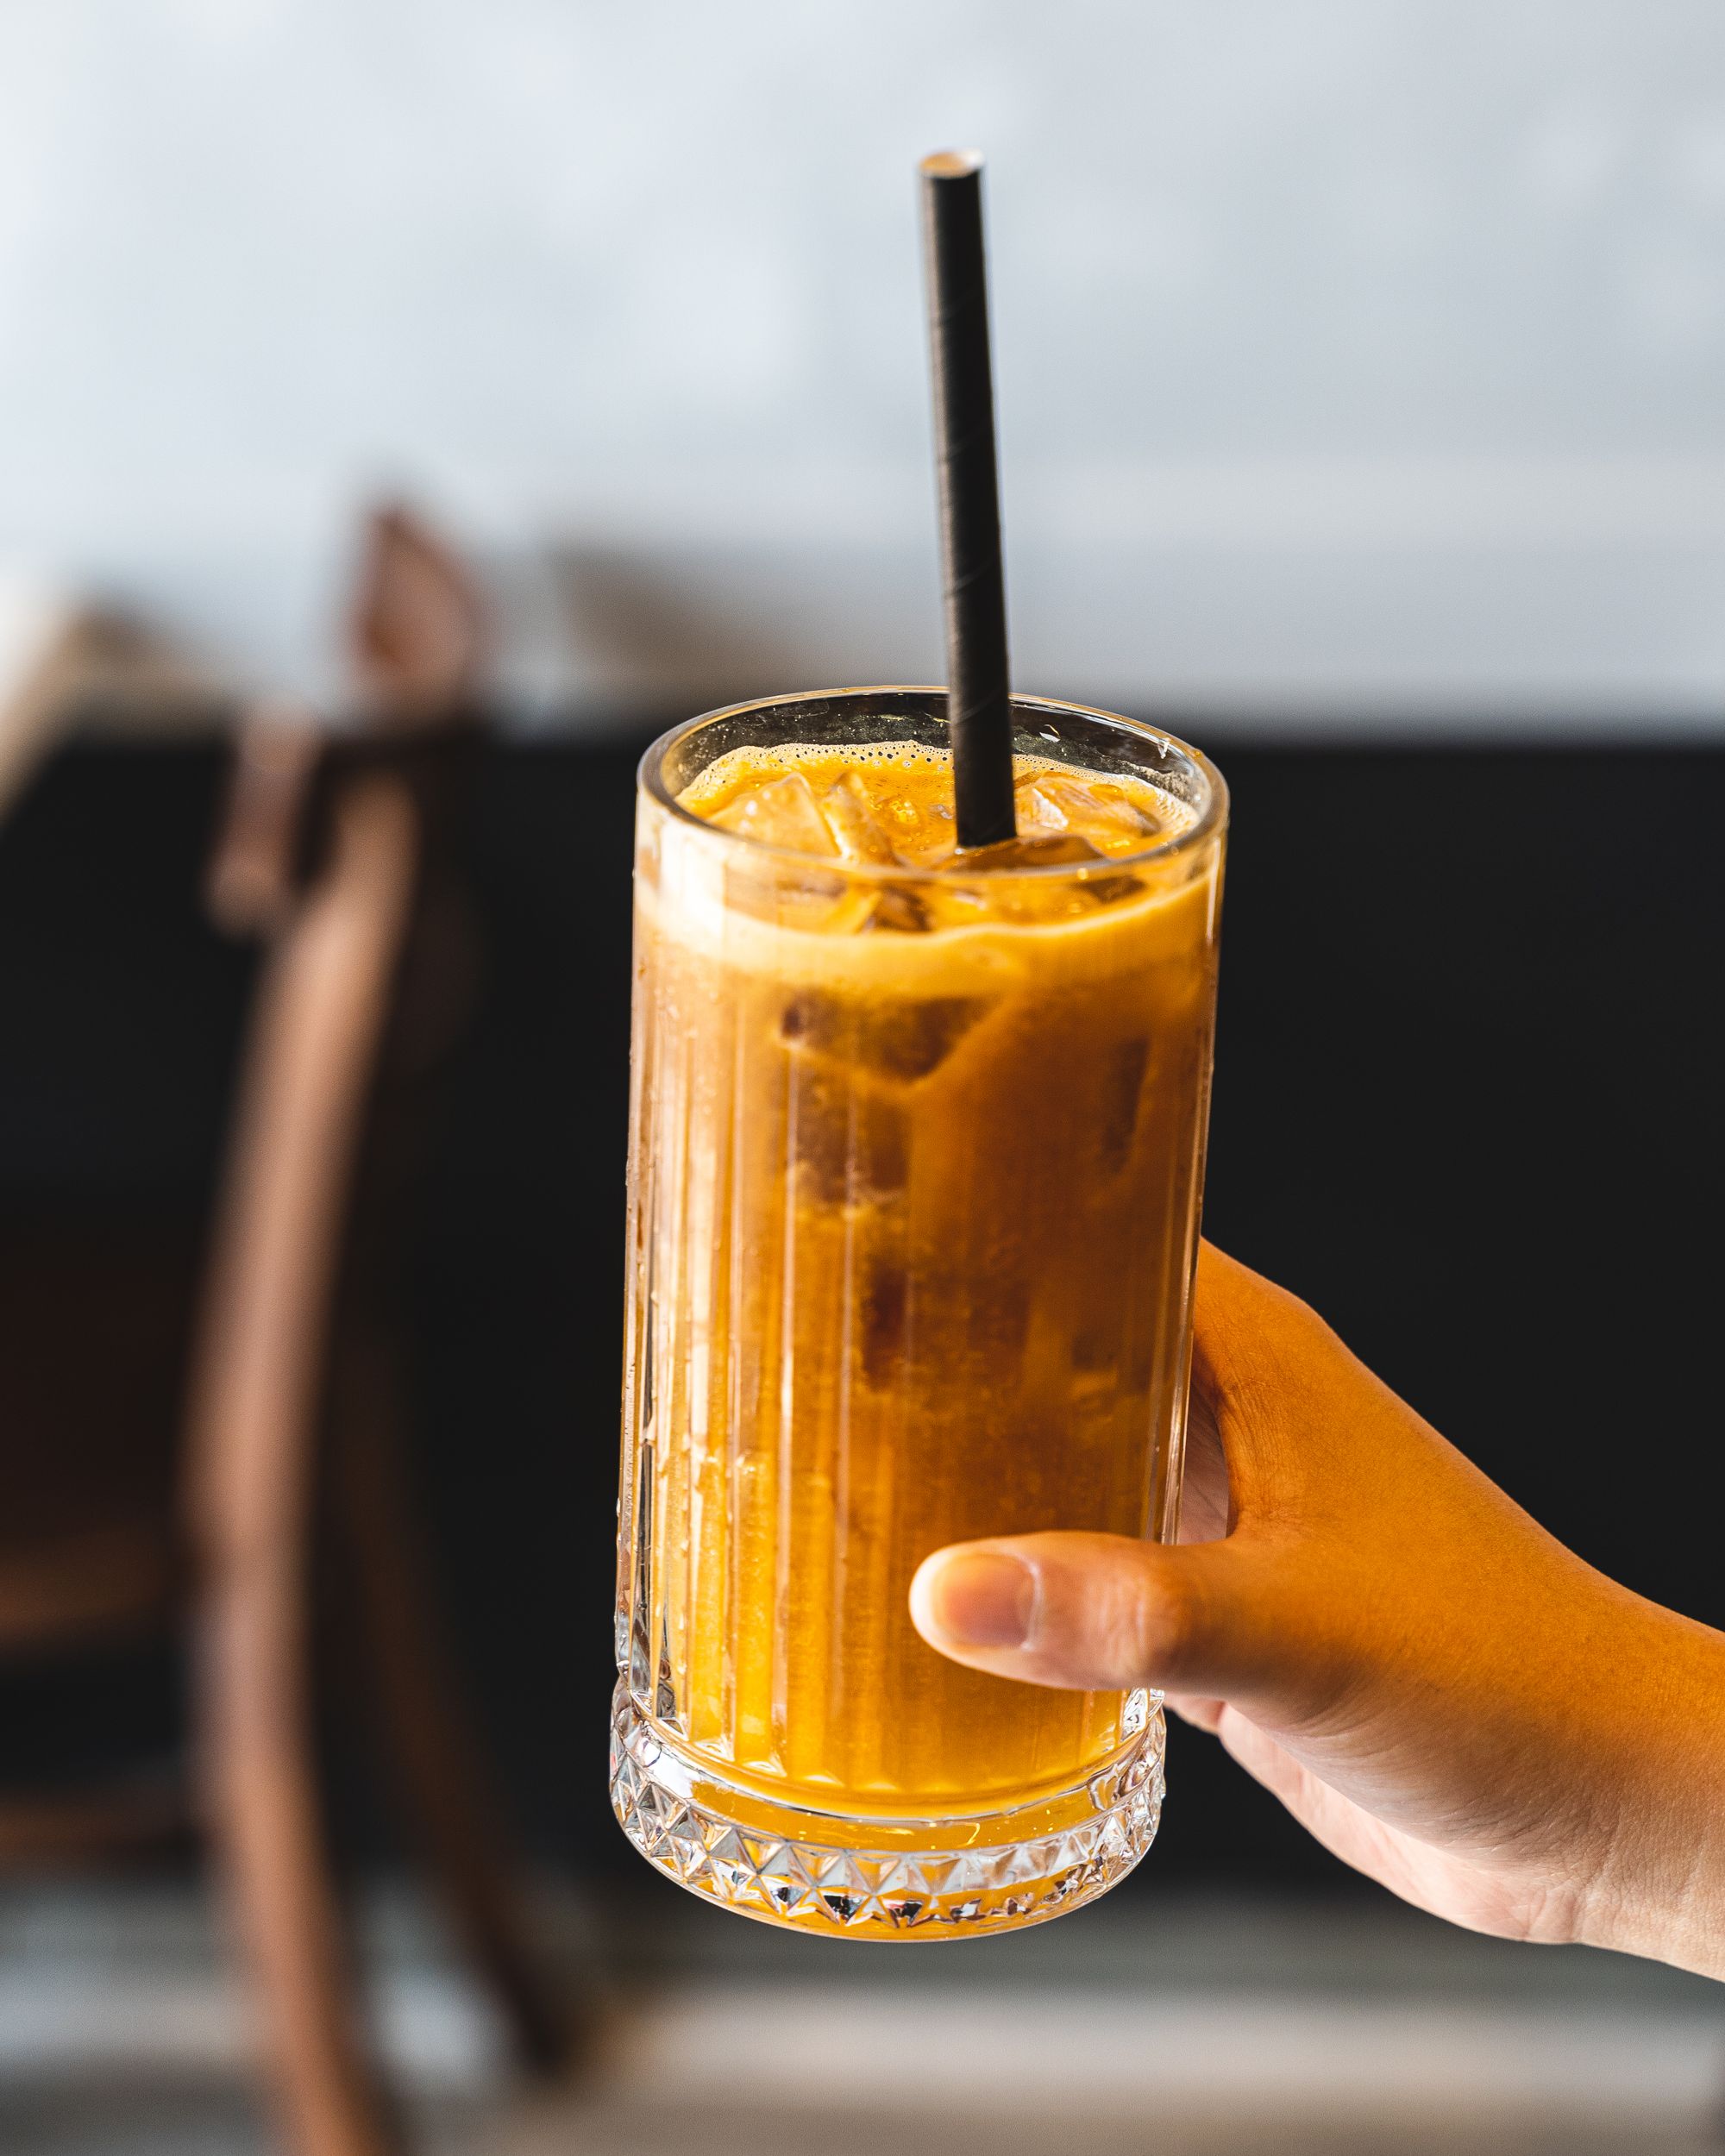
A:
3;2;1724;2152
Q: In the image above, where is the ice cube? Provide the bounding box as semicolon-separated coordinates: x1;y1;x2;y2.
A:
781;989;990;1080
856;887;933;934
1013;774;1072;836
947;830;1108;872
937;830;1150;923
819;772;902;866
912;881;994;933
929;830;1106;925
707;771;837;857
1071;1326;1118;1374
864;995;992;1079
1016;773;1161;856
1081;872;1145;909
779;990;848;1055
1094;1036;1150;1174
884;791;934;833
787;1062;908;1204
820;887;892;936
878;789;955;868
859;1257;908;1385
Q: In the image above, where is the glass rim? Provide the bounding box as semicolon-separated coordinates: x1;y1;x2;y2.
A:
637;685;1229;883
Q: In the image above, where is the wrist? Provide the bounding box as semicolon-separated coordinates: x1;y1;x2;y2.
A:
1571;1601;1725;1978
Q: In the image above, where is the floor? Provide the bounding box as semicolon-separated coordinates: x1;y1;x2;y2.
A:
1;1874;1722;2155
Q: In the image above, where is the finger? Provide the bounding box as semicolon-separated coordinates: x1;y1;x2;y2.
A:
1193;1238;1320;1382
909;1529;1283;1697
1191;1240;1376;1514
1176;1375;1232;1543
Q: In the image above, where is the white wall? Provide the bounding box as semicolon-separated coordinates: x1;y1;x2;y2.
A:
1;0;1722;729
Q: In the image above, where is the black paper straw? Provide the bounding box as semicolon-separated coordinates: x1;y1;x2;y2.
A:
919;149;1016;848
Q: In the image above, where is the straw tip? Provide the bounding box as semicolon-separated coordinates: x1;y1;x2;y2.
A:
919;147;984;181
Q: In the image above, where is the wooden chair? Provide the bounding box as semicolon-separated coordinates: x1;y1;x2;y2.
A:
0;509;574;2154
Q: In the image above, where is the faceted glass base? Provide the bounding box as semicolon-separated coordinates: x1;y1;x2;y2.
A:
609;1681;1164;1939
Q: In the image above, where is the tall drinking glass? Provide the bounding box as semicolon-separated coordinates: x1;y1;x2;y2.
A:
612;688;1226;1935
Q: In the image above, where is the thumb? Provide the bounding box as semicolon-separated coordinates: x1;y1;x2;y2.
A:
909;1530;1283;1699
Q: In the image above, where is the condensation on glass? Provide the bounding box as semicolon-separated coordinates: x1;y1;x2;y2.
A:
612;688;1226;1936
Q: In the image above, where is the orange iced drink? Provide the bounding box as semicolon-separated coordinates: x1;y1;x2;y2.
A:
613;690;1226;1935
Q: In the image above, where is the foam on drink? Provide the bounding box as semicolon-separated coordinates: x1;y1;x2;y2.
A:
681;737;1195;873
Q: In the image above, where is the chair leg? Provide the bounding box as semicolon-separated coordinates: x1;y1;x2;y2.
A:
202;1569;403;2156
334;1341;575;2078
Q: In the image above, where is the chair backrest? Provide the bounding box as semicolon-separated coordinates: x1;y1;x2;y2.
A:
188;502;487;1609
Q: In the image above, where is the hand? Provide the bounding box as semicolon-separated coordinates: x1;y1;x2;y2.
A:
910;1243;1725;1975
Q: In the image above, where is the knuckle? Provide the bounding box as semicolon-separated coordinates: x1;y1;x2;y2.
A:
1027;1539;1224;1694
1141;1563;1204;1683
1097;1557;1200;1689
